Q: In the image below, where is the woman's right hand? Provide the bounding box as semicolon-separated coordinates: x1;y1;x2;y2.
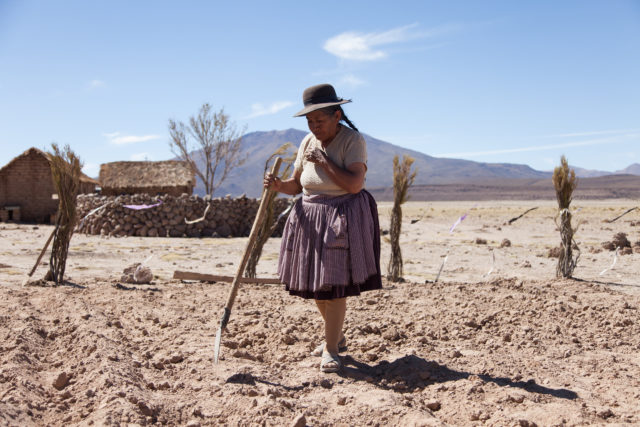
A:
263;172;281;191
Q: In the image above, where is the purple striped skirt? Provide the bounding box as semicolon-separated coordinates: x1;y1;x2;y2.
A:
278;189;382;300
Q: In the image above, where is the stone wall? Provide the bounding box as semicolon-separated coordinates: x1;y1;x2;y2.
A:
76;193;291;238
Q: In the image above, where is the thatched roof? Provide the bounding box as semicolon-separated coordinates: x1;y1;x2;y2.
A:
99;160;194;189
0;147;100;185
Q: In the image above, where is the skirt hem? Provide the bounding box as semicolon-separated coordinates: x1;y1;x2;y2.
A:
284;272;382;300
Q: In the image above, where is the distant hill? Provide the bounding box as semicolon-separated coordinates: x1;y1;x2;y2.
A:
616;163;640;175
193;129;305;197
551;163;640;178
194;129;550;197
188;129;640;198
369;174;640;201
570;166;611;178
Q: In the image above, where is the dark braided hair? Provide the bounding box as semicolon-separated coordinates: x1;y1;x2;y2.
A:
319;106;359;132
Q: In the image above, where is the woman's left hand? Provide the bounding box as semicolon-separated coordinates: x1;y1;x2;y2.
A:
304;148;328;166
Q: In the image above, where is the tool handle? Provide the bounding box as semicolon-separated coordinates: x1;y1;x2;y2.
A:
28;227;57;277
223;157;282;313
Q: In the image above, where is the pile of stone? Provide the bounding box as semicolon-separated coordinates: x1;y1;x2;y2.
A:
75;193;290;238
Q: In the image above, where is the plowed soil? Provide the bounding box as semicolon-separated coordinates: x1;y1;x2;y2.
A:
1;199;639;426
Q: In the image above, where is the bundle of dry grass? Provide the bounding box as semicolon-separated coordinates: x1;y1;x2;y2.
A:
99;160;193;196
387;155;417;282
46;144;82;285
552;155;579;278
245;143;296;279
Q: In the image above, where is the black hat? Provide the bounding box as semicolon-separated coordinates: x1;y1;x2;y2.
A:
293;83;351;117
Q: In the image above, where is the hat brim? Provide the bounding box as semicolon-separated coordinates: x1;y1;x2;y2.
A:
293;99;351;117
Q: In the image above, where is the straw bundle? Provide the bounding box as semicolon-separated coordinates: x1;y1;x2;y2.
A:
245;143;296;279
387;155;417;282
99;160;193;196
47;144;82;285
552;155;579;278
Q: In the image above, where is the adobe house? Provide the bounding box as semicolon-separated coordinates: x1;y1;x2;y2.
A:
0;147;99;223
99;160;194;197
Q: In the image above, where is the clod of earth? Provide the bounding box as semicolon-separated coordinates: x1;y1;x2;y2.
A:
52;372;71;390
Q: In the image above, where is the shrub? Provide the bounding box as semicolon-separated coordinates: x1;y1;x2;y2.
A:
552;156;579;278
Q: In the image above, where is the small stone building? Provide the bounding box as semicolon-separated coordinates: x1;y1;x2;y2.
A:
99;160;194;197
0;147;99;223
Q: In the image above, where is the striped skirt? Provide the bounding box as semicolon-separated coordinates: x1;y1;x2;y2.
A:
278;189;382;300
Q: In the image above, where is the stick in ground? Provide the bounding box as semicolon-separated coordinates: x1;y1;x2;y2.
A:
213;157;282;363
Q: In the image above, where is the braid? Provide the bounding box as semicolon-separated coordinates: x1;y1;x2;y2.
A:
338;107;359;132
319;105;359;132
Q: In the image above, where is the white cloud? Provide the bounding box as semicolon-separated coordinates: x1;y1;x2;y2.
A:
323;23;457;61
245;101;294;119
339;74;366;88
435;133;640;158
103;132;162;145
130;152;151;161
542;129;640;138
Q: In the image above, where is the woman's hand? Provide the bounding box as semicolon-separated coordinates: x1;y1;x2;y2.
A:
304;147;328;166
263;172;281;191
266;169;303;195
303;146;365;194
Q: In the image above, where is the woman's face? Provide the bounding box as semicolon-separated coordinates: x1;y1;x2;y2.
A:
306;109;341;143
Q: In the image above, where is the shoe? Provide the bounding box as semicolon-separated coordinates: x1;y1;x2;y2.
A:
311;336;347;357
320;350;342;373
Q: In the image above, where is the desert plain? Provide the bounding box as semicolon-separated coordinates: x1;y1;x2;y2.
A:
0;198;639;426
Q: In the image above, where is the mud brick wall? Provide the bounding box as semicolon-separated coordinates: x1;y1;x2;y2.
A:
0;152;58;223
76;193;290;238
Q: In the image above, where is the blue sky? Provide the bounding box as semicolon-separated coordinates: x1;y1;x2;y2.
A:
1;0;638;177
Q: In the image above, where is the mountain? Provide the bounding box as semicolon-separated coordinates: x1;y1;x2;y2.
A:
194;129;306;197
368;174;640;201
191;129;638;197
570;166;611;178
364;133;551;188
616;163;640;175
558;163;640;178
195;129;551;197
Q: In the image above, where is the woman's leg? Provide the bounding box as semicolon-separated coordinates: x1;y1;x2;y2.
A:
315;299;328;321
314;299;345;354
324;297;346;354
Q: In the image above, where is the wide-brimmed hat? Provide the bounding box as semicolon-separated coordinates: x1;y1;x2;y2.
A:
293;83;351;117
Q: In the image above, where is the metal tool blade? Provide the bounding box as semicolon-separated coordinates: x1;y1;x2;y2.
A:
213;326;223;364
213;307;231;363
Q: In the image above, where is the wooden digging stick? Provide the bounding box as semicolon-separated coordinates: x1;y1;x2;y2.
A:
507;207;538;225
213;157;282;363
173;270;280;284
28;226;57;277
607;207;638;223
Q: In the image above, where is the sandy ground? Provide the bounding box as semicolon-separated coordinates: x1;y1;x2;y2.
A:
0;199;639;426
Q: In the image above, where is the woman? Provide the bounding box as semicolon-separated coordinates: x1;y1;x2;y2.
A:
264;83;382;373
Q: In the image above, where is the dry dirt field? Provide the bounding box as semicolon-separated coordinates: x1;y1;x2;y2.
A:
1;199;639;426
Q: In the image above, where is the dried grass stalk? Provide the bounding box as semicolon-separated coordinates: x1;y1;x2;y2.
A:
552;155;579;278
47;144;82;285
245;143;296;279
387;155;417;282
